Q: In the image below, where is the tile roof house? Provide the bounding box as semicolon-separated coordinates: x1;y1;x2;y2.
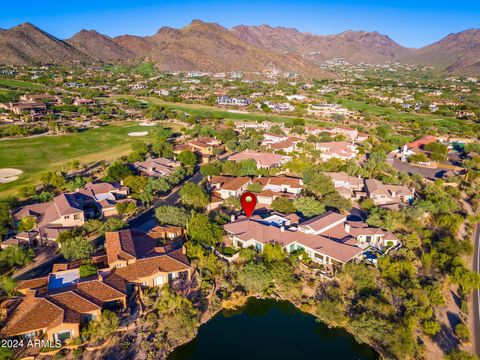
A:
1;270;126;343
228;150;291;169
264;139;297;153
132;157;181;178
324;172;365;199
13;182;129;241
364;179;415;206
224;211;399;267
104;229;191;291
315;141;359;162
253;176;303;195
208;176;252;200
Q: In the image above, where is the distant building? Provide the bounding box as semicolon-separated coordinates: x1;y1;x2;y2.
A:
217;96;251;107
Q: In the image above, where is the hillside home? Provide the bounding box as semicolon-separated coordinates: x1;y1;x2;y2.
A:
0;269;126;344
224;211;399;268
104;229;191;291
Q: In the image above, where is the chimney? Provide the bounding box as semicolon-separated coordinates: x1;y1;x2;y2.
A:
344;222;351;233
120;180;124;186
231;214;235;222
182;245;187;255
280;226;285;232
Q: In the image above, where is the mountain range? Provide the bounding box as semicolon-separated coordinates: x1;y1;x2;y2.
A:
0;20;479;76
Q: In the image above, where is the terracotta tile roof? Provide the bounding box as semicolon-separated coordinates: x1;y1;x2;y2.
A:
228;150;290;168
324;172;363;187
0;297;64;337
256;176;303;188
16;277;49;292
300;211;346;233
224;219;362;263
407;135;437;149
48;291;100;322
102;272;128;293
54;193;83;216
105;229;137;264
76;280;125;304
209;176;251;191
113;249;191;282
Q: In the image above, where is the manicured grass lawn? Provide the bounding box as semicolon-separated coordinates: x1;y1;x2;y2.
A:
0;122;157;196
135;97;335;127
339;99;457;123
0;78;44;90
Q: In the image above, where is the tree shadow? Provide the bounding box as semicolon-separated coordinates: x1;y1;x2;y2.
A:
433;311;460;353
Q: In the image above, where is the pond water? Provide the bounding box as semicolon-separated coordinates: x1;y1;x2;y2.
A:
169;297;378;360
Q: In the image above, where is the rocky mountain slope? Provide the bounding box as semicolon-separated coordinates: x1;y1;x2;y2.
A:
67;29;135;62
0;21;479;75
231;25;411;63
0;23;90;65
399;29;480;73
113;20;329;77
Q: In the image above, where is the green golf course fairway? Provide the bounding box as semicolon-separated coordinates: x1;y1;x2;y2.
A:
0;122;155;196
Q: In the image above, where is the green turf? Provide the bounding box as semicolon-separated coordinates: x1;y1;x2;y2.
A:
133;97;335;127
0;79;44;90
0;122;155;195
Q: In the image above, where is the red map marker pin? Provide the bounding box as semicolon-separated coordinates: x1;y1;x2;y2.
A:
240;192;257;219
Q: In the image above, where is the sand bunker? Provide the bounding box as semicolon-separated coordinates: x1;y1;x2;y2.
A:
0;168;23;183
139;122;158;127
128;131;149;137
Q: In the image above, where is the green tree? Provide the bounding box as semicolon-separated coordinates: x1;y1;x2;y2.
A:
262;243;286;263
178;150;197;167
293;196;326;218
0;197;16;239
424;142;448;161
271;197;296;214
58;235;94;260
200;162;221;177
0;275;17;297
19;185;36;198
237;262;272;293
188;213;223;246
82;310;119;342
223;197;241;211
116;201;137;216
79;263;98;278
239;159;258;176
155;206;189;227
105;161;133;181
455;323;470;342
102;218;126;233
17;216;36;232
0;246;34;270
179;183;209;209
303;170;335;197
422;319;441;337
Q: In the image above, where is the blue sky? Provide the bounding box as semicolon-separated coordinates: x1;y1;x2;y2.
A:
1;0;479;47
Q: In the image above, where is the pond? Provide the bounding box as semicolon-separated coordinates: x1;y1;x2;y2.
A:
169;297;378;360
